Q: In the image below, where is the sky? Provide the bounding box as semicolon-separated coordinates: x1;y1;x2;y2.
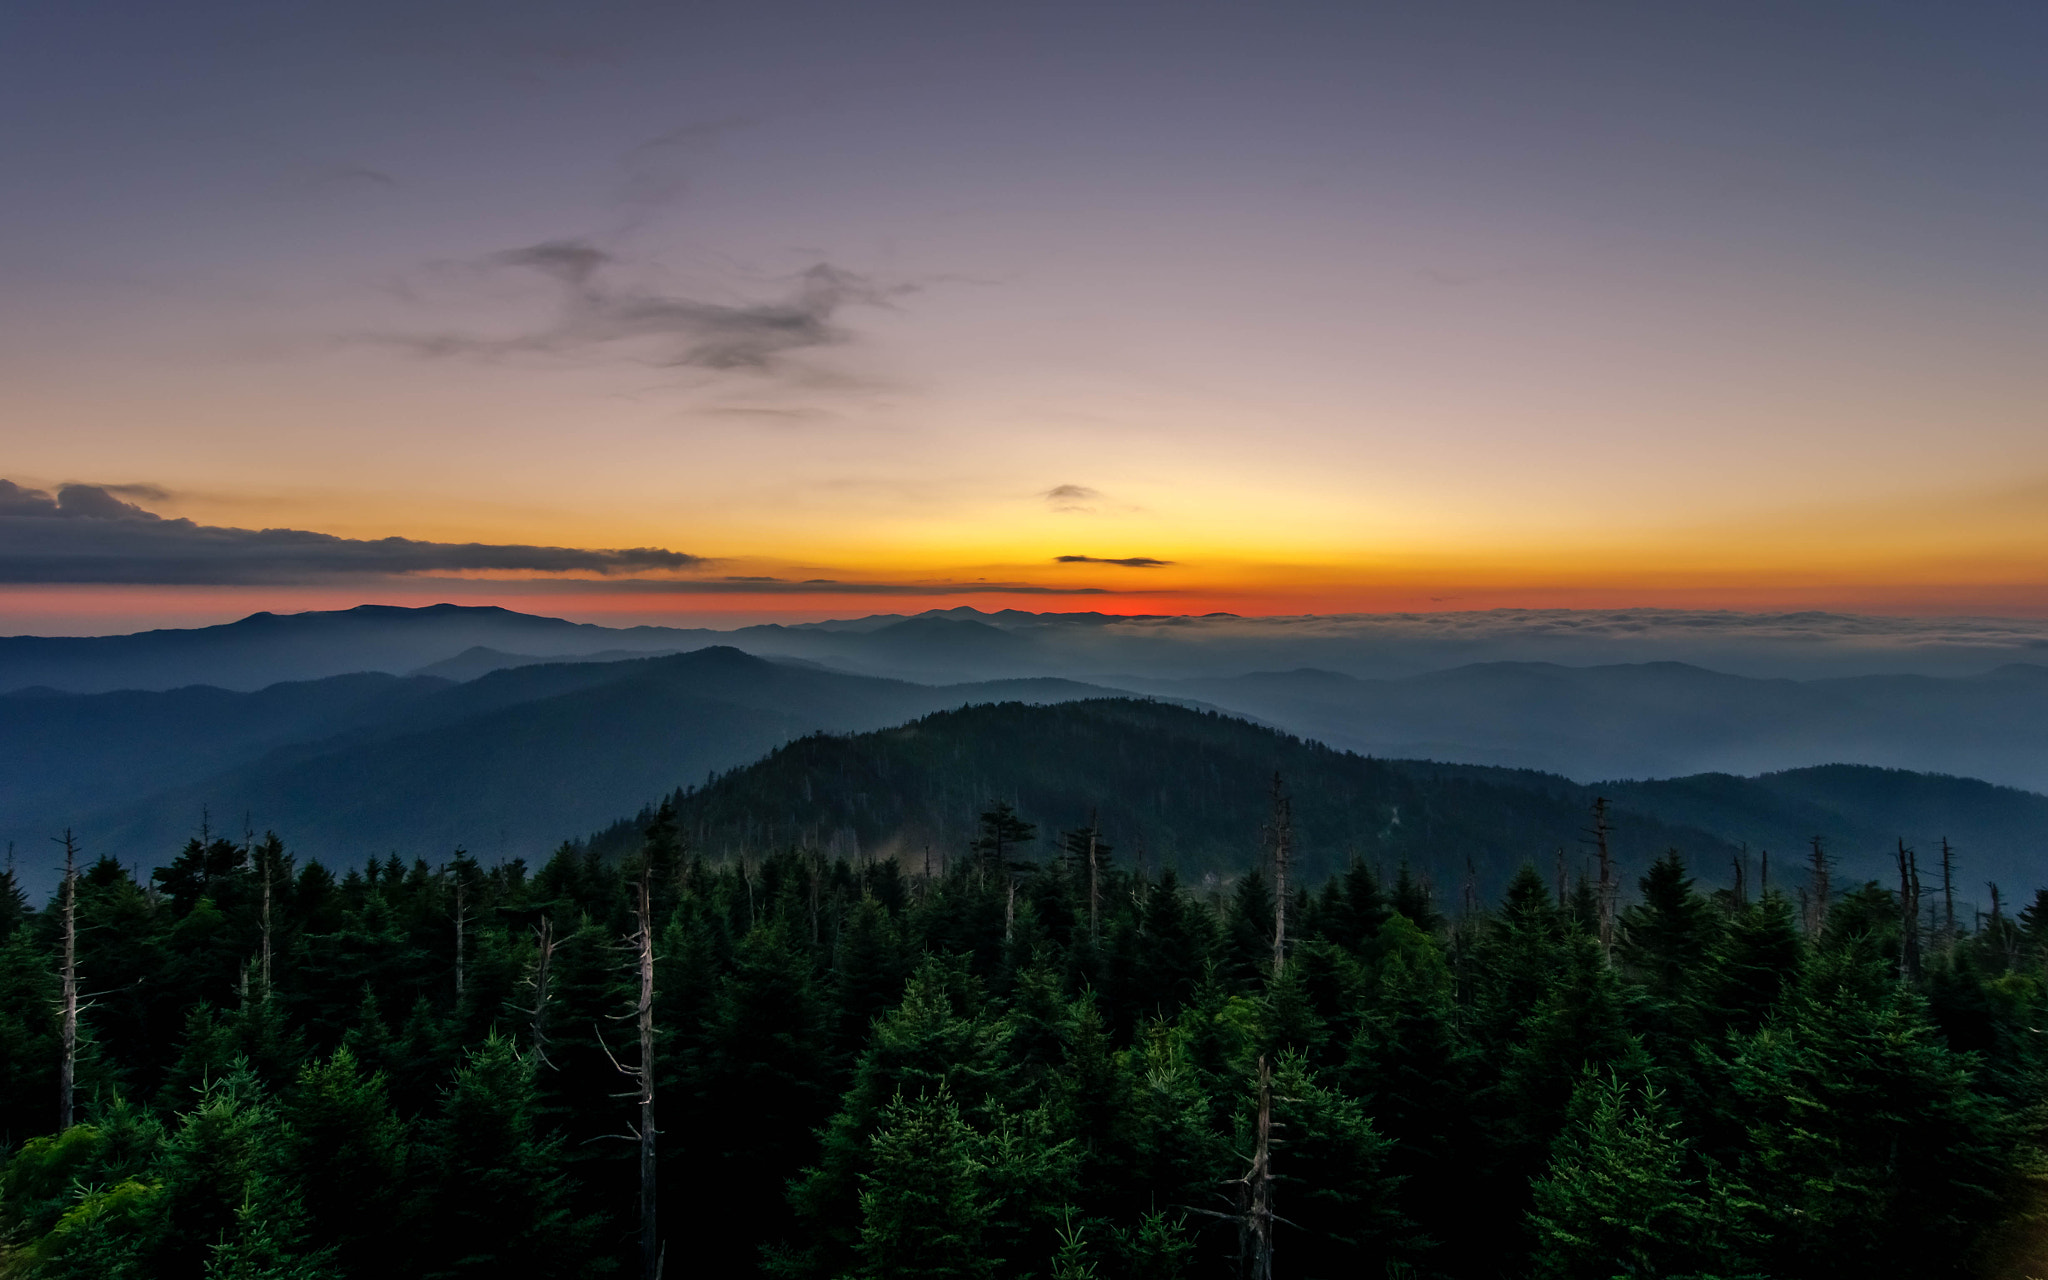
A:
5;0;2048;633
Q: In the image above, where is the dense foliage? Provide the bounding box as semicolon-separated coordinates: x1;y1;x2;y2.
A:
0;800;2041;1278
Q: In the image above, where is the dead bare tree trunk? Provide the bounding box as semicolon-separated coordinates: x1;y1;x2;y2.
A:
259;858;274;996
54;830;79;1131
1269;775;1291;978
1896;840;1921;982
1591;797;1615;959
635;869;663;1278
1731;846;1747;910
1087;810;1101;947
808;851;822;948
1760;847;1769;896
1807;836;1830;937
1989;882;2016;968
1554;846;1569;909
453;876;468;1003
1246;1054;1275;1280
623;866;660;1280
524;914;557;1067
1941;837;1956;950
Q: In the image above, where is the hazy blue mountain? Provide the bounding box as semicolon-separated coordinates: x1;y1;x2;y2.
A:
0;603;711;693
580;698;2048;900
409;644;687;681
1121;661;2048;793
1610;765;2048;911
0;672;452;827
3;648;1130;889
18;603;2048;819
18;601;2048;696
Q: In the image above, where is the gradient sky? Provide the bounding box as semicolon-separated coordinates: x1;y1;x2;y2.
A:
6;0;2048;631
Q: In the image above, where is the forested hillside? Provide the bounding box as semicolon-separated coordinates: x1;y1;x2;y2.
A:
0;650;1122;885
584;698;2048;896
0;787;2040;1278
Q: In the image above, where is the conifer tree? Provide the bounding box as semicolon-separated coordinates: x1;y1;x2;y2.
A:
276;1047;408;1275
421;1035;599;1278
854;1088;997;1280
1527;1073;1717;1280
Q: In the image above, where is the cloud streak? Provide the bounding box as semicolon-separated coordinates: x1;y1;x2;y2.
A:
390;240;904;374
0;481;701;585
1055;554;1174;568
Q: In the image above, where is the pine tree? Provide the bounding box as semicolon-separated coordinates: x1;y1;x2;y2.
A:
276;1048;409;1275
420;1035;600;1278
1527;1072;1718;1280
854;1088;998;1280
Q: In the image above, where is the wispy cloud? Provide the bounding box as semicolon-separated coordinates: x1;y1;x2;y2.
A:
385;240;906;375
0;480;701;585
1055;554;1174;568
617;116;757;215
1042;483;1100;513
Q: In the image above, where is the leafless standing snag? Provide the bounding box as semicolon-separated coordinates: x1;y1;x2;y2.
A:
1807;836;1831;937
517;914;558;1069
595;864;663;1280
1087;809;1102;947
1589;797;1615;959
452;873;469;1003
1244;1055;1276;1280
53;830;80;1130
1268;775;1291;978
1988;882;2018;968
259;856;274;996
1940;837;1956;951
1189;1054;1294;1280
1896;840;1921;982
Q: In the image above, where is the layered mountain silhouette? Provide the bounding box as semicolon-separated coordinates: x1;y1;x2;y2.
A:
1118;661;2048;791
14;603;2048;791
9;604;2048;902
1;648;1123;888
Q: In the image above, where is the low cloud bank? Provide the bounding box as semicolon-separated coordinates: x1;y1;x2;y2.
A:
0;480;700;584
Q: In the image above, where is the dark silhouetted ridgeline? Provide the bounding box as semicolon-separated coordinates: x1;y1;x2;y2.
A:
583;697;2048;899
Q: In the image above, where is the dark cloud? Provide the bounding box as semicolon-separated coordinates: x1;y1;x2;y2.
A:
1042;483;1100;513
1055;555;1174;568
0;480;161;520
511;577;1125;596
392;240;905;374
0;481;700;585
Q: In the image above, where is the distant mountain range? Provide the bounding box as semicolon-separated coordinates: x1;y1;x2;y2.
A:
12;601;2048;694
17;602;2048;789
581;698;2047;906
0;648;1124;891
6;603;2048;900
1116;661;2048;792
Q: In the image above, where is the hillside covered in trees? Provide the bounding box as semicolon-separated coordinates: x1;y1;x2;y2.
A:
585;698;2048;897
0;770;2043;1278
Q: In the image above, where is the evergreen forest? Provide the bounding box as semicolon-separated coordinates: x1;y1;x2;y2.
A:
1;778;2044;1278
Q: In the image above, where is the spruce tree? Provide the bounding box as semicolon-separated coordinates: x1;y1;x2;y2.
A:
420;1035;599;1278
1526;1073;1718;1280
276;1048;409;1275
